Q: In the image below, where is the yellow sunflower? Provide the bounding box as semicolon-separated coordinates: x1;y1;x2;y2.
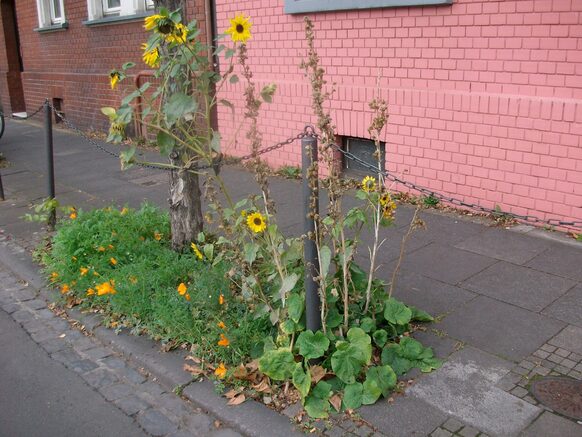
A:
165;23;188;44
144;14;163;31
190;242;203;260
142;44;160;68
109;70;121;90
361;176;377;193
225;14;252;44
246;212;267;233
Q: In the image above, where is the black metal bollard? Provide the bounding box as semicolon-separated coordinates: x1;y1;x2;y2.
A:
302;134;322;332
44;99;56;230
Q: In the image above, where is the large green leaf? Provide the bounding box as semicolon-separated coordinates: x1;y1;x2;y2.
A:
360;317;376;333
278;273;299;300
296;330;330;361
156;131;175;156
347;327;372;365
384;298;412;326
343;383;363;410
399;337;424;360
331;342;363;385
164;92;198;126
287;293;304;324
362;378;382;405
372;329;388;348
326;306;342;329
258;349;295;381
410;306;434;322
292;363;311;400
319;246;332;279
304;380;331;418
381;344;413;376
366;365;396;397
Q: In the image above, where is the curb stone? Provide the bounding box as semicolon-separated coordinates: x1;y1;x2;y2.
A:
0;235;304;437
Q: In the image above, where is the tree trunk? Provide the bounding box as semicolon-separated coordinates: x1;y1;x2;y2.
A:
169;156;203;251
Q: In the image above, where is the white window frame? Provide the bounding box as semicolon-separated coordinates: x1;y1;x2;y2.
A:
102;0;121;16
36;0;66;27
86;0;153;21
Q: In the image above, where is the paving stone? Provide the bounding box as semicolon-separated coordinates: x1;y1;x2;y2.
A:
181;412;214;434
442;417;464;432
395;243;497;285
83;346;113;360
11;309;33;323
555;348;570;357
157;392;191;421
438;296;565;361
408;347;540;436
51;348;83;366
521;411;582;437
0;302;20;314
114;394;151;416
513;367;529;376
13;288;36;302
455;228;548;265
352;424;374;436
46;318;70;331
115;365;147;385
137;409;178;437
548;325;582;355
458;426;480;437
409;331;459;360
569;353;582;362
70;359;99;374
281;401;302;418
430;429;452;437
360;396;448;437
167;429;195;437
22;298;48;310
101;356;127;370
530;366;550;376
542;285;582;328
38;337;68;353
392;271;477;317
21;318;46;333
82;368;119;389
510;386;528;398
70;336;96;352
554;365;571;374
526;244;582;281
533;350;550;359
99;383;135;401
561;358;577;369
461;262;575;312
540;344;557;353
36;308;55;320
209;429;244;437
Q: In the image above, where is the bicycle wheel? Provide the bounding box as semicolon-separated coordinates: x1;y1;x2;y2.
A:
0;113;4;140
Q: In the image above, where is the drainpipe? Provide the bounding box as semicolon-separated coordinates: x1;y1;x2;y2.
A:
205;0;218;132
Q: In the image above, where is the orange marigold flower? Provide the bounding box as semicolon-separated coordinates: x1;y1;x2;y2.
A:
96;281;116;296
219;294;225;305
214;363;227;379
97;246;106;252
185;293;191;301
60;284;70;294
108;244;114;250
217;321;226;329
110;257;117;266
177;282;188;296
154;232;162;241
50;272;59;282
80;267;89;276
218;333;230;347
86;288;95;296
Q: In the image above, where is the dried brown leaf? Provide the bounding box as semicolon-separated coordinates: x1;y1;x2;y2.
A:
253;379;272;393
227;393;246;406
185;355;202;364
329;393;342;412
183;364;205;376
310;365;326;383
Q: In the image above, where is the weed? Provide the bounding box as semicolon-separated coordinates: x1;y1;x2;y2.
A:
276;165;301;180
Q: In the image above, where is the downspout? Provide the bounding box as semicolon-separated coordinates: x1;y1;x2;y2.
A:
205;0;218;132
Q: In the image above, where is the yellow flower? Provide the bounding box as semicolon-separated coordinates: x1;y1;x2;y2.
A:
246;212;267;233
109;70;121;90
110;257;117;266
50;272;59;282
241;210;247;217
217;321;226;329
86;288;95;296
93;271;100;277
218;333;230;347
177;282;188;296
120;207;129;216
379;192;391;206
185;293;191;301
144;14;163;31
225;14;252;44
219;294;225;305
214;363;227;379
142;44;160;68
190;243;203;260
96;281;116;296
361;176;377;193
97;246;106;252
154;231;162;241
165;23;188;44
80;267;89;276
69;211;77;220
60;284;70;294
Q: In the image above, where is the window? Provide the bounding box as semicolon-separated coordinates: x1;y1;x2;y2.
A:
284;0;452;14
342;137;385;177
36;0;66;28
86;0;154;21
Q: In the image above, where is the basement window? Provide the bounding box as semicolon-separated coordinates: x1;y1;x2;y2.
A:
342;137;386;178
284;0;452;14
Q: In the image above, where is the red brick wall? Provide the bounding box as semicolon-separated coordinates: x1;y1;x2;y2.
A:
12;0;206;130
215;0;582;227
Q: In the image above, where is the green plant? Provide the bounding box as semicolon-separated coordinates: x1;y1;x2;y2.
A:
276;165;301;180
422;194;440;207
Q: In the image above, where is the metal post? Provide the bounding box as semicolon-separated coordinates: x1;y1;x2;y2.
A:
302;134;321;332
45;99;56;230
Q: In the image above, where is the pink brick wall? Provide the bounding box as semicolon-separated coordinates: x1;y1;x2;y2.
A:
215;0;582;228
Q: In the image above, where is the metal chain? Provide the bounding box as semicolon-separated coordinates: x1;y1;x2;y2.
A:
329;142;582;229
11;104;45;120
48;103;308;173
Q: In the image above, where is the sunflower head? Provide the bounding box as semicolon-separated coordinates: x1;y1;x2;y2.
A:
226;14;252;44
109;70;122;90
165;23;188;44
361;176;377;193
144;14;163;31
142;43;160;68
246;212;267;233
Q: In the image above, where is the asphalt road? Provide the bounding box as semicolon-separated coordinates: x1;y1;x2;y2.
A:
0;309;146;437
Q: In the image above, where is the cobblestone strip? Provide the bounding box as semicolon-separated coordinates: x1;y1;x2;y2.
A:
429;418;489;437
0;265;243;437
496;336;582;411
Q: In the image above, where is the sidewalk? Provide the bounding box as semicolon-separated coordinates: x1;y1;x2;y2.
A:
1;117;582;436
